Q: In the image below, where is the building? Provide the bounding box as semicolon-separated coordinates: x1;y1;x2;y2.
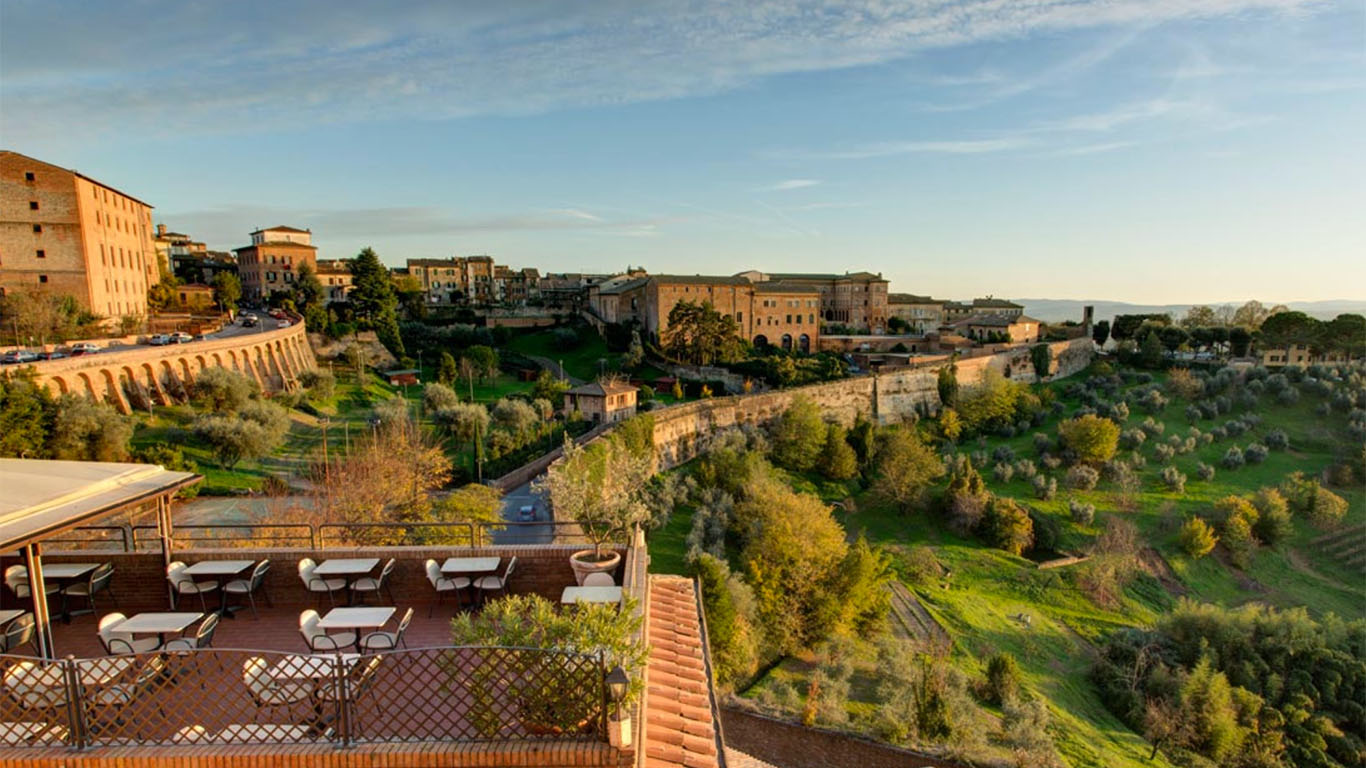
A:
1260;344;1354;367
493;265;540;305
735;270;889;332
888;293;944;334
153;223;205;271
641;274;821;353
406;256;501;304
943;300;973;322
972;297;1024;318
564;380;638;423
0;150;159;322
233;226;317;302
955;313;1042;344
586;275;649;325
315;258;355;303
173;283;215;313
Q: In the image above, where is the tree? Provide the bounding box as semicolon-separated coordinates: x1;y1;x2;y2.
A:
819;423;858;481
1256;310;1320;353
870;427;945;513
937;363;959;407
1057;414;1119;464
194;403;288;468
192;367;257;413
983;497;1034;556
491;397;539;445
433;483;504;529
437;351;457;385
0;372;53;458
957;368;1022;433
423;382;460;413
770;396;826;472
293;262;327;331
1112;313;1170;342
690;553;759;689
1181;305;1218;329
1231;300;1285;329
985;652;1022;705
939;407;963;443
1158;325;1189;353
1166;368;1202;400
1180;517;1218;558
49;395;131;462
1319;313;1366;358
1228;326;1252;357
393;273;427;320
434;401;490;475
463;345;500;383
1030;344;1050;378
535;434;653;561
531;369;569;403
622;329;645;369
212;272;241;313
661;300;744;366
1250;488;1292;546
1140;331;1165;368
1178;656;1246;763
1091;319;1110;347
298;369;335;402
348;247;404;357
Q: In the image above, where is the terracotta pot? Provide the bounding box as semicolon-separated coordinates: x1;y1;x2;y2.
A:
570;549;621;585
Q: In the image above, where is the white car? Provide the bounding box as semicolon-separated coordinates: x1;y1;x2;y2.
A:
169;332;193;344
147;334;172;346
276;319;290;329
70;342;100;354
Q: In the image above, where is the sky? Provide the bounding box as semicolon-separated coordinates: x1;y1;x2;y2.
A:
2;0;1363;304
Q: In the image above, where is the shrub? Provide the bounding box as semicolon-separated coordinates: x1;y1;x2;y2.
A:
1030;434;1051;457
298;369;336;402
1225;419;1248;437
1264;429;1289;450
1221;507;1257;568
192;367;257;413
983;498;1034;555
770;396;826;472
1180;517;1217;558
1251;488;1292;546
1032;474;1057;500
991;463;1015;483
422;382;460;413
985;652;1022;705
1160;466;1187;494
1140;389;1168;415
1153;444;1175;464
1065;465;1099;490
1120;428;1147;450
819;423;859;481
1276;387;1301;405
1196;462;1216;481
1139;417;1165;437
1185;404;1203;424
903;546;944;586
992;445;1016;464
1244;443;1268;464
1069;499;1096;525
1014;459;1038;479
1220;446;1245;469
1057;415;1120;465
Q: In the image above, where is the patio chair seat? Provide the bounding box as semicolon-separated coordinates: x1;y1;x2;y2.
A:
98;613;162;655
0;721;65;746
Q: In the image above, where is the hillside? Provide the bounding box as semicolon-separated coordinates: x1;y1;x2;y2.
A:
1015;298;1366;324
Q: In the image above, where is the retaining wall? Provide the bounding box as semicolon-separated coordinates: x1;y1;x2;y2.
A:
721;707;965;768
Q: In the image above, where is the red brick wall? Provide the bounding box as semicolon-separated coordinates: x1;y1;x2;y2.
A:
721;706;966;768
2;545;626;614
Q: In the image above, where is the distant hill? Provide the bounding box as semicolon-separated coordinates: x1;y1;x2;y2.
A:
1014;298;1366;325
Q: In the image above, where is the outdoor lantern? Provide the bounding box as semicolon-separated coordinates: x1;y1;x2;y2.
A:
606;666;629;704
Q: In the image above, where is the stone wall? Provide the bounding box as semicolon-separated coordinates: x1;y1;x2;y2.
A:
721;707;965;768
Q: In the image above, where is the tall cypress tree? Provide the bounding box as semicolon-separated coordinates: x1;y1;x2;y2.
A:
348;247;405;358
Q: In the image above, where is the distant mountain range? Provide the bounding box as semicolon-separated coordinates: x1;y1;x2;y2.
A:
1014;299;1366;325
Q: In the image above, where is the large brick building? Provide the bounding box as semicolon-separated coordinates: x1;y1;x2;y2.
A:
0;150;159;322
233;225;317;301
406;255;496;304
888;293;944;334
735;269;890;332
640;274;821;353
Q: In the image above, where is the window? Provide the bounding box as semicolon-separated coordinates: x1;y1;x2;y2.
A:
24;172;35;181
32;224;42;233
29;201;38;210
38;275;48;283
35;249;45;259
736;312;743;323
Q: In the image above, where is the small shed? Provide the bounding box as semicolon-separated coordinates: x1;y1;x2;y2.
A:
564;380;638;424
383;368;421;386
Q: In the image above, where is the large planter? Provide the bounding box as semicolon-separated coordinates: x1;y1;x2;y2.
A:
570;549;621;585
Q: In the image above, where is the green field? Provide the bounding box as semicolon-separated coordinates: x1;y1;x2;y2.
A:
507;329;617;382
649;363;1364;767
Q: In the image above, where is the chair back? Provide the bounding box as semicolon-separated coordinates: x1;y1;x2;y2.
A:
396;607;414;637
298;609;322;642
297;558;316;584
583;572;615;587
424;559;442;586
3;566;26;590
250;560;271;589
89;563;115;594
0;614;34;653
167;561;187;582
242;657;270;698
98;612;130;653
195;614;221;648
3;662;65;708
377;558;396;585
503;556;518;583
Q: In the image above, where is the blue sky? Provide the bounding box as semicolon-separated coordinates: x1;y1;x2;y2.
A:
2;0;1362;303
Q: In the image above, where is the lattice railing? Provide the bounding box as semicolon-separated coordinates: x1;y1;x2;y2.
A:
0;646;607;749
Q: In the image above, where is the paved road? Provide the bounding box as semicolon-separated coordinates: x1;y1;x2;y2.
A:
492;481;558;545
526;355;584;386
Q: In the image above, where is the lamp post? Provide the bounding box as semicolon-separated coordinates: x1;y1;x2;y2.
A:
605;665;630;748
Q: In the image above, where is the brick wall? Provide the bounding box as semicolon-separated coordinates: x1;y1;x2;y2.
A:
721;707;965;768
2;544;626;614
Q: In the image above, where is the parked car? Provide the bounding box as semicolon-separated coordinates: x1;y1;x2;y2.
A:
0;350;39;365
241;316;259;328
267;309;284;319
169;332;193;344
42;350;68;360
69;342;100;355
517;505;537;522
276;319;290;329
147;334;172;346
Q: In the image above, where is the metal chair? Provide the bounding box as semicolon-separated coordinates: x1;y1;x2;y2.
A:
424;559;467;617
242;657;310;719
166;561;217;613
474;556;517;602
4;565;57;602
359;607;413;652
61;562;116;619
297;558;344;609
298;609;353;652
0;614;36;655
349;558;395;605
224;560;272;619
97;612;161;655
164;614;220;651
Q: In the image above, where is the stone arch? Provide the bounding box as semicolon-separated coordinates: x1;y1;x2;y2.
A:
50;376;69;396
798;334;811;354
194;354;207;372
76;372;96;400
753;334;768;347
118;365;146;411
99;368;127;412
211;352;223;368
781;334;793;351
178;358;195;389
141;362;167;405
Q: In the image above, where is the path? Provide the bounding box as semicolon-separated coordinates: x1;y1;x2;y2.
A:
526;355;585;386
887;581;950;651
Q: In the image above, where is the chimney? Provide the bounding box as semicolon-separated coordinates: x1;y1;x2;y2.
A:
156;223;166;237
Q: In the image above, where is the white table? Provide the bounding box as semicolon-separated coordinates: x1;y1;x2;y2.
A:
317;606;394;632
267;653;362;681
40;563;100;580
115;612;203;646
313;559;379;605
8;656;136;693
560;586;623;605
184;560;255;616
0;609;25;626
441;557;500;575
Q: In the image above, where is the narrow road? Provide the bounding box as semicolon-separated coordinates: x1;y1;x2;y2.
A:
526;355;585;386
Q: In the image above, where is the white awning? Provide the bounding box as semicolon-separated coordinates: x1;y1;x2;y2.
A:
0;459;199;550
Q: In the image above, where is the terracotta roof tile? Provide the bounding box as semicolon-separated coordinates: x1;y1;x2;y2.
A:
643;575;722;768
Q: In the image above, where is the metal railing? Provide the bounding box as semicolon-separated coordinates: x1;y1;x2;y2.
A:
0;646;609;749
61;521;594;553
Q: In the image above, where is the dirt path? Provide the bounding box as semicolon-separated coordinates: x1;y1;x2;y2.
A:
887;582;950;651
1285;548;1357;592
1138;547;1187;596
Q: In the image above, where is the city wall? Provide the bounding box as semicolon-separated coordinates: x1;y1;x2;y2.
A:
2;322;317;414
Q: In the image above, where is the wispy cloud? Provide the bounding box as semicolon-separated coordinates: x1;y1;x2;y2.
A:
764;179;822;191
1051;141;1138;156
781;138;1029;161
0;0;1328;143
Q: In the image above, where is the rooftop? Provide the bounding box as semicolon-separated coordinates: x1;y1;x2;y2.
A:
763;271;886;282
753;281;821;294
1;150;156;208
251;225;311;234
972;297;1023;309
567;380;637;396
650;275;751;287
888;293;940;304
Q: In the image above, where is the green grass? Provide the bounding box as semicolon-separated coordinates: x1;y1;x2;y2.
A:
655;365;1364;767
507;330;617;382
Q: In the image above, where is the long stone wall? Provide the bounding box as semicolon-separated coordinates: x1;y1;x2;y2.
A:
650;337;1092;468
2;322;317;414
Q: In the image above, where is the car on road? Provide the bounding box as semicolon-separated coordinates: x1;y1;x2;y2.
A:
41;350;68;360
517;505;537;522
267;309;284;320
240;315;259;328
276;319;290;329
147;334;172;346
0;350;39;365
169;332;193;344
69;342;100;355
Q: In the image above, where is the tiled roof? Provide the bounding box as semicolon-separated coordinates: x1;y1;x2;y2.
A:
644;576;721;768
567;380;637;396
254;225;310;234
596;277;649;295
888;293;940;304
765;271;886;282
753;281;821;294
651;274;751;286
972;297;1022;309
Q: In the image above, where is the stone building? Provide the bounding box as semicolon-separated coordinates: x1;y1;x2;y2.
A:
887;293;944;333
406;255;499;304
0;150;159;323
955;313;1042;344
735;270;889;332
173;283;215;313
642;274;820;353
564;380;638;423
233;226;317;302
587;275;649;325
315;259;355;304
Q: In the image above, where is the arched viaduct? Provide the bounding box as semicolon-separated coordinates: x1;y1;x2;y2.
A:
8;323;316;414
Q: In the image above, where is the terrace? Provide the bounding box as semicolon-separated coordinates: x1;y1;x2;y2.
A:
0;459;720;768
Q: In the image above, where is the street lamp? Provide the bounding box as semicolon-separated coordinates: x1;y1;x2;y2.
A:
605;665;631;748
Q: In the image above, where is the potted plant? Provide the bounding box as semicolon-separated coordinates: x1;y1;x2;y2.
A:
447;594;648;737
536;435;653;584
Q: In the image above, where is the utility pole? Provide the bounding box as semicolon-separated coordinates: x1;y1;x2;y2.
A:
320;418;331;485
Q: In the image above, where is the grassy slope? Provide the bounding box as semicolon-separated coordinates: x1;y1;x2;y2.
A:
508;330;617;382
650;366;1364;768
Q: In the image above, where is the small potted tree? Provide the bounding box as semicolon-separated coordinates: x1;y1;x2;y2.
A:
537;435;652;584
